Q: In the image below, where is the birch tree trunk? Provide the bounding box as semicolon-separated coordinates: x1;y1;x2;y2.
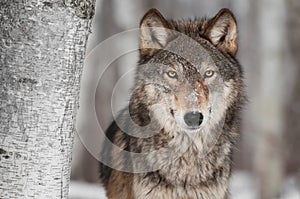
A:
254;0;285;198
0;0;95;198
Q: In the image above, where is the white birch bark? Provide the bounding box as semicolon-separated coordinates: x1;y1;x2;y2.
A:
0;0;95;198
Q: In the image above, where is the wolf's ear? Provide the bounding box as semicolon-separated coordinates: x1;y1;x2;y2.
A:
139;8;174;57
205;8;238;56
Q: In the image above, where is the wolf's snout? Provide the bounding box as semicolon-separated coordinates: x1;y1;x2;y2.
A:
183;111;203;128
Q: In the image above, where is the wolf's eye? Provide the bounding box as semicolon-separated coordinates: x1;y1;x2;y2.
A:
166;71;178;79
204;70;215;78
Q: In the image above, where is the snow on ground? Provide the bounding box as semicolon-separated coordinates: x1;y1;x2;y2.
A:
230;171;300;199
230;171;259;199
280;176;300;199
69;181;107;199
69;171;300;199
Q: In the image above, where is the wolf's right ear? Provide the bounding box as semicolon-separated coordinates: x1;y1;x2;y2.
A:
139;8;174;57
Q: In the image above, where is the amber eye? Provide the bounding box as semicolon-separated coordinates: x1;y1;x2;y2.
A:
204;70;215;78
166;70;178;79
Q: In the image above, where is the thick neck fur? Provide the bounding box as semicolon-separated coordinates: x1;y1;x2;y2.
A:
125;86;239;198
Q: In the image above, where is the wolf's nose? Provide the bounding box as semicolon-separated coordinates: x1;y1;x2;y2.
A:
184;111;203;128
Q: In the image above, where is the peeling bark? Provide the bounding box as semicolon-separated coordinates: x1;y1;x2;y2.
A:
0;0;94;198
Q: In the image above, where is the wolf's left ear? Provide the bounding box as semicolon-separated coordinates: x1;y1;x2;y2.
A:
205;8;238;56
139;8;174;57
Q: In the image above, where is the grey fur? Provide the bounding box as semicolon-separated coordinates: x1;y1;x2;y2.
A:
99;8;245;199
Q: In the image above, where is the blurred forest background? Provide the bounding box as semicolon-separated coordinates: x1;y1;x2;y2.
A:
70;0;300;198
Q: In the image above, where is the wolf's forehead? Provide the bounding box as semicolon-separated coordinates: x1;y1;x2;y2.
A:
165;35;215;69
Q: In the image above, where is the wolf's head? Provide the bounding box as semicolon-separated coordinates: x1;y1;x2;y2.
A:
130;8;243;142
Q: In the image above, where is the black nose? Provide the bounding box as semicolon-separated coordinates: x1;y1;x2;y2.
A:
184;111;203;128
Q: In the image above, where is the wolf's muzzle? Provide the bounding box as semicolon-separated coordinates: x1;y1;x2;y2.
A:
183;111;203;128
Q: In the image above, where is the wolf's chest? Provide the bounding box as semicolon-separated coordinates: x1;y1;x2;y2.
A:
132;174;228;199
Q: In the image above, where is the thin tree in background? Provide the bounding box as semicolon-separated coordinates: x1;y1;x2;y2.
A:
286;0;300;178
254;0;285;198
0;0;95;198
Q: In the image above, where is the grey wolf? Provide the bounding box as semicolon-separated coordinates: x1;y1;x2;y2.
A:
99;8;245;199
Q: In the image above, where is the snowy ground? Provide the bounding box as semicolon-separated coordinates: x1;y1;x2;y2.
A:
229;172;299;199
69;171;300;199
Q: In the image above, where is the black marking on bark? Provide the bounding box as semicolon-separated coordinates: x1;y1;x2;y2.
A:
0;148;7;155
18;78;38;85
43;2;53;8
